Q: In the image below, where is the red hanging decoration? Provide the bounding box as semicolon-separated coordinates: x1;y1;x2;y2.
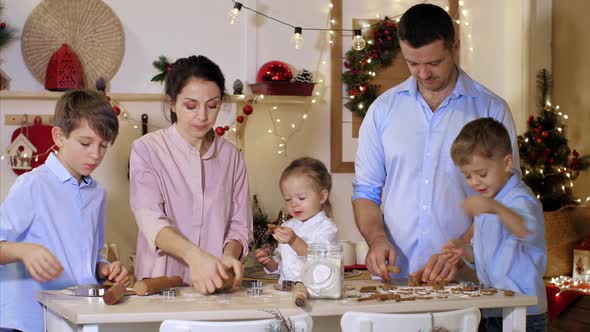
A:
8;116;55;175
243;104;253;115
256;61;293;82
215;126;225;136
45;44;85;91
112;106;121;116
236;115;245;123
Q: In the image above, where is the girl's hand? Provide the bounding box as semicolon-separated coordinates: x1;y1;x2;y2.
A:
20;243;64;282
99;261;130;286
254;247;272;265
272;226;297;245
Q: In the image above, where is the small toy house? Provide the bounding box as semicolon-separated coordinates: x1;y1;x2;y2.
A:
7;133;37;170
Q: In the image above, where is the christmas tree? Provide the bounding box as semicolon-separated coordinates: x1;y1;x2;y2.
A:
291;69;313;83
518;69;590;211
0;4;16;52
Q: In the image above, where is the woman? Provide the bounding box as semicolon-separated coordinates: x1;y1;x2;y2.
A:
130;55;252;294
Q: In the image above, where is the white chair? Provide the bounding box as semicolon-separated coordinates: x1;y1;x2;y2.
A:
160;313;312;332
341;308;481;332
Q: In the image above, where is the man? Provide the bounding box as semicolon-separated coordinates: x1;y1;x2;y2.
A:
352;3;519;282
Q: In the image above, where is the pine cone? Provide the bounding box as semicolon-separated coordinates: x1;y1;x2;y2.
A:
233;79;244;95
292;69;313;83
96;77;106;92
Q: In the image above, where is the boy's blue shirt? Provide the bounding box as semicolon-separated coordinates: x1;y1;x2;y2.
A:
0;153;108;332
472;173;547;317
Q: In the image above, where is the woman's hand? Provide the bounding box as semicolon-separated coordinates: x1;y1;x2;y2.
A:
186;248;242;294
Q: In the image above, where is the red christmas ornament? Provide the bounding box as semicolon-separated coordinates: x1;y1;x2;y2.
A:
536;138;543;143
45;44;85;91
542;131;549;138
527;115;534;124
236;115;245;123
243;104;253;115
0;22;6;29
215;126;225;136
8;116;55;175
224;126;230;131
256;61;293;82
112;106;121;116
573;149;580;158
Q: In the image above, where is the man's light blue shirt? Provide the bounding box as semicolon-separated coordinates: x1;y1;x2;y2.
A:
352;68;519;275
0;153;108;332
473;173;547;317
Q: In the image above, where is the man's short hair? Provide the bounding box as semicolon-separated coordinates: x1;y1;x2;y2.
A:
53;89;119;144
451;118;512;166
398;3;455;49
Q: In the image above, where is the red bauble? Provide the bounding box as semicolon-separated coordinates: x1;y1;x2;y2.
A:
224;126;230;131
215;126;225;136
112;106;121;116
0;22;6;29
542;131;549;138
243;104;253;115
256;61;293;82
236;116;245;123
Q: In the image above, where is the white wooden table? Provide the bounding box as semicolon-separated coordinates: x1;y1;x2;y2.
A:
37;279;537;332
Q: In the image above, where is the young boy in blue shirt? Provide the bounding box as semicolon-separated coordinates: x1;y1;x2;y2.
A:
0;89;129;332
444;118;547;332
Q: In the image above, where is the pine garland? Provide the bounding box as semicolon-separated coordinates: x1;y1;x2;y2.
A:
518;69;590;211
151;55;172;83
0;4;16;52
342;18;400;118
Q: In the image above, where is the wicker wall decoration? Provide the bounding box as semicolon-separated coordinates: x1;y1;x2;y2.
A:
21;0;125;89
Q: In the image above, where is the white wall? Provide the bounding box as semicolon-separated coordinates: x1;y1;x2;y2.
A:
1;0;544;269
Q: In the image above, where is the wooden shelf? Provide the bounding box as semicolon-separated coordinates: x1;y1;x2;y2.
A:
0;91;313;104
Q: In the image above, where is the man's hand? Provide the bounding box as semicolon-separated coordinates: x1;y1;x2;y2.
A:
412;253;459;282
365;237;397;281
98;261;130;286
20;243;64;282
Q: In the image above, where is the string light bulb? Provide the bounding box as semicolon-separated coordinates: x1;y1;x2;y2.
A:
228;2;243;25
290;27;304;49
352;29;366;51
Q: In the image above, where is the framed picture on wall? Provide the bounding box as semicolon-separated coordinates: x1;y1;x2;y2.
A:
329;0;459;173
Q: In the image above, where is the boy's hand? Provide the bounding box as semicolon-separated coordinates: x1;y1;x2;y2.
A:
272;226;297;245
462;196;496;216
442;238;467;265
20;243;64;282
99;261;130;286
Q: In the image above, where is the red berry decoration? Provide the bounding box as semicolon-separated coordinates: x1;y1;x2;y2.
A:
112;106;121;116
236;116;245;123
224;126;230;131
0;22;6;29
542;131;549;138
243;104;253;115
215;126;225;136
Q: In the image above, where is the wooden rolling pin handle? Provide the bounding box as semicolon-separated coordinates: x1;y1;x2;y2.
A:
292;282;308;307
134;276;183;296
386;265;401;274
103;284;126;305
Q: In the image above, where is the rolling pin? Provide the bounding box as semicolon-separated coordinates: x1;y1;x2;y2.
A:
387;265;401;274
292;282;308;307
103;283;126;305
134;276;183;296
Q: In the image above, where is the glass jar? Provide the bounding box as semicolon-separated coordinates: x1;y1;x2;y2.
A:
302;242;343;299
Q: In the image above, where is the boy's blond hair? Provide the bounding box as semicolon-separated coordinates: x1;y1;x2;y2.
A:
451;117;512;165
53;89;119;144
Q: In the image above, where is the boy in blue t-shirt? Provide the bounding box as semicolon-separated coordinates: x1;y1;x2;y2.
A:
444;118;547;332
1;90;129;332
